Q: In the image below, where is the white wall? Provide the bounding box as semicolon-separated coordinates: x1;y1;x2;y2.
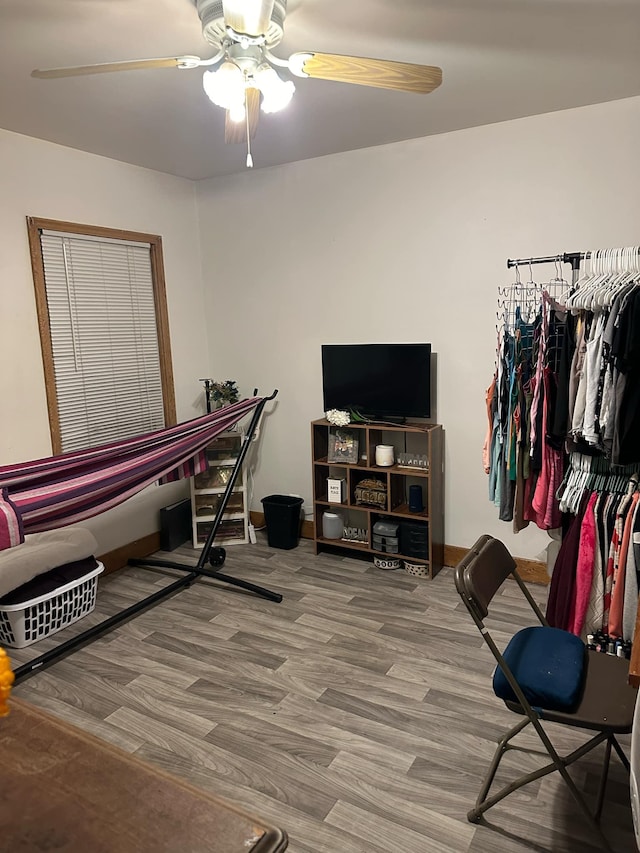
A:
196;96;640;561
0;128;209;552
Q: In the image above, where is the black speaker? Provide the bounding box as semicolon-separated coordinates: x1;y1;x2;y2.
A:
159;499;192;551
408;484;424;513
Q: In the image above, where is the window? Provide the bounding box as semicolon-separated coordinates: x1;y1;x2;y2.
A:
27;218;176;454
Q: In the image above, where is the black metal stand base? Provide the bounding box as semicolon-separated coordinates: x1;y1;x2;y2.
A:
128;556;283;604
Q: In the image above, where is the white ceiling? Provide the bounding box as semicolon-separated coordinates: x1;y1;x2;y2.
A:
1;0;640;181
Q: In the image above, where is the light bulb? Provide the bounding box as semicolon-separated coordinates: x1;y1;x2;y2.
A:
229;102;246;123
253;65;295;114
202;62;246;109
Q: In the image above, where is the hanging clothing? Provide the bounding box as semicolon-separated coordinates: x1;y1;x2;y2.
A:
483;375;497;475
546;493;590;631
584;492;606;636
623;507;640;640
615;290;640;464
572;491;598;637
603;493;634;629
550;456;640;642
609;492;640;637
488;256;640;653
487;288;565;532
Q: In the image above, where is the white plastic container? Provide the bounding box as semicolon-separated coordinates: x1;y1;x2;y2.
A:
322;512;343;539
0;561;104;648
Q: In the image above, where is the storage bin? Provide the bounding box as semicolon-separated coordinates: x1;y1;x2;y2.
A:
373;520;399;537
404;561;430;578
400;520;429;559
0;561;104;649
372;534;399;553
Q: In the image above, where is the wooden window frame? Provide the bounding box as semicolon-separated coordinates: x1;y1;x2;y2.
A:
27;216;177;455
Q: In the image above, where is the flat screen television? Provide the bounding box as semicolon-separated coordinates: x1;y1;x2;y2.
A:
321;343;432;420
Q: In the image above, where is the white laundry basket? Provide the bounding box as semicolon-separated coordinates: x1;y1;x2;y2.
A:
0;561;104;649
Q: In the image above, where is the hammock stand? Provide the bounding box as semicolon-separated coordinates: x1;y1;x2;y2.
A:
13;390;280;684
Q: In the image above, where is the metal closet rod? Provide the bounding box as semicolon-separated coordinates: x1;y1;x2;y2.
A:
506;252;585;270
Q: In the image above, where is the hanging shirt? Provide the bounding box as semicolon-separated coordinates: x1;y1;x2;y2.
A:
609;491;640;638
623;505;640;641
603;492;634;630
569;315;588;437
546;493;590;630
572;491;598;637
615;290;640;464
581;311;607;446
482;375;497;474
585;492;609;636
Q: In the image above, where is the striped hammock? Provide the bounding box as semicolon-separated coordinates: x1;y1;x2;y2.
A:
0;397;263;534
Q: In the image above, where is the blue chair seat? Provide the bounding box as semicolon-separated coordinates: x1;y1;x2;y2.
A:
493;626;586;713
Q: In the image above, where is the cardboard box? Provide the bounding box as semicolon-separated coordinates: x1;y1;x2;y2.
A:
327;478;346;503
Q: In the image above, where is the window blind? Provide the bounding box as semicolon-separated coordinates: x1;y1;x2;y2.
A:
40;231;165;453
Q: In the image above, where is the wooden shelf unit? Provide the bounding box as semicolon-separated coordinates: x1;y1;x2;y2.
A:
311;419;444;578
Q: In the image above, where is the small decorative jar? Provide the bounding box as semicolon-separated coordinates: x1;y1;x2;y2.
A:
375;445;395;466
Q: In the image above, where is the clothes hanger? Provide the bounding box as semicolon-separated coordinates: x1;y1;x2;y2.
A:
564;251;589;310
566;455;588;512
594;247;627;308
585;249;614;311
583;248;611;311
566;251;598;311
550;256;574;305
611;246;637;302
584;248;608;311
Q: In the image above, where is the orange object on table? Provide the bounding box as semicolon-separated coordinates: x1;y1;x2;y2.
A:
0;647;14;716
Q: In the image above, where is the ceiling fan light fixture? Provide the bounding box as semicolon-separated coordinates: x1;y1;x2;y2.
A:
202;61;246;110
254;64;294;113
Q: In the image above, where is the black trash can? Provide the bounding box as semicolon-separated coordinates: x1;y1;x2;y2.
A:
261;495;304;550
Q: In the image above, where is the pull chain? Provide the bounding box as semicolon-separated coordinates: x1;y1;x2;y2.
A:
245;90;253;168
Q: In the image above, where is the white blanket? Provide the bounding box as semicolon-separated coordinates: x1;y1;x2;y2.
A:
0;527;98;598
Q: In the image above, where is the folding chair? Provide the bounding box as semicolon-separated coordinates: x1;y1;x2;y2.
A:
454;534;637;853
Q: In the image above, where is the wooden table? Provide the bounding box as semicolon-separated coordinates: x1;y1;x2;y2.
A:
0;698;288;852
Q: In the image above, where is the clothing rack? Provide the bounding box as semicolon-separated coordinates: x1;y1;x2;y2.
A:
498;253;640;682
13;389;280;684
507;248;640;282
507;252;585;272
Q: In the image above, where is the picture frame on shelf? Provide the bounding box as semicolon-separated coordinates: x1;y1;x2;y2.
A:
327;429;359;464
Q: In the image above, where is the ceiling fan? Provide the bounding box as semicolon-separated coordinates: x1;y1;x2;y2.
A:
32;0;443;167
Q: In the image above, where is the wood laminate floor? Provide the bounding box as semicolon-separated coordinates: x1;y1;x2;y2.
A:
10;537;636;853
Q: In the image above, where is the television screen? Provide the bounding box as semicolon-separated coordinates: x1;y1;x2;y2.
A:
322;343;432;420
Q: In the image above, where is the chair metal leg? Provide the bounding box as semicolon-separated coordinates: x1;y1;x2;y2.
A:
468;717;619;853
469;717;530;820
551;749;614;853
594;736;612;823
611;734;631;772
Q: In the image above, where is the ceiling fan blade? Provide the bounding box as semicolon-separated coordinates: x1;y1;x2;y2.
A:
290;52;442;94
225;87;260;144
31;57;199;79
222;0;275;36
